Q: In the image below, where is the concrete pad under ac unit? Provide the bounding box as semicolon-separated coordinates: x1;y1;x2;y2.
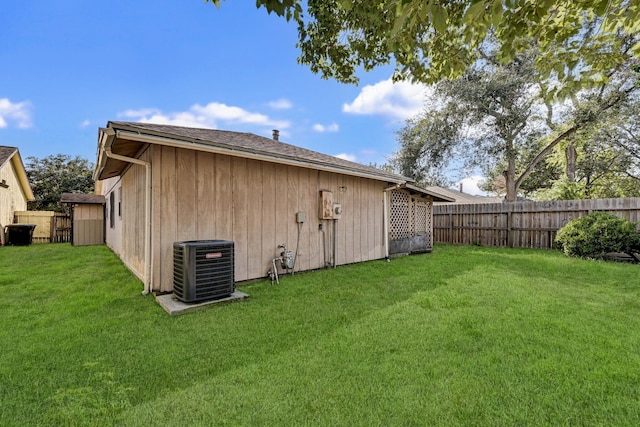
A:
156;291;249;316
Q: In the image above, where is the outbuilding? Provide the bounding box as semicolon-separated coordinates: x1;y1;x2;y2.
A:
94;121;453;294
60;193;106;246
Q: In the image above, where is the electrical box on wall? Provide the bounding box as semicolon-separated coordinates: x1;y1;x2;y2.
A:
333;203;343;219
319;190;334;219
296;211;306;224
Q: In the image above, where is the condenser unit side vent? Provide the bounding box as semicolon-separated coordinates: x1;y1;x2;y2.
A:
173;240;235;303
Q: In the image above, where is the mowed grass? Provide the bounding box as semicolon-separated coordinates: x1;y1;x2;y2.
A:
1;243;639;426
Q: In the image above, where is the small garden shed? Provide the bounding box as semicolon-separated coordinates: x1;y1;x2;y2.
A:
94;121;453;293
60;193;106;246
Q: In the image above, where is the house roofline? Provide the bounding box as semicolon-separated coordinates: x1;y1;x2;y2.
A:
3;149;35;201
95;124;408;184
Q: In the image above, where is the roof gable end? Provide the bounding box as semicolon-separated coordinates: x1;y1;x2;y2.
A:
0;146;35;201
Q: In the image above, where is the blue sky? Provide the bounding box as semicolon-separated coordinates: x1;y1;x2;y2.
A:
0;1;486;194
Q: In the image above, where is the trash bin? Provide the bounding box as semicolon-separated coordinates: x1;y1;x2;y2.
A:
5;224;36;246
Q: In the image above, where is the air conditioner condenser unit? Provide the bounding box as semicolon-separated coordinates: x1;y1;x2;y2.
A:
173;240;235;303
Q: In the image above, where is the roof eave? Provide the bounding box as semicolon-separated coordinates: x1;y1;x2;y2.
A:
10;151;35;201
390;183;456;202
94;127;116;181
60;193;106;204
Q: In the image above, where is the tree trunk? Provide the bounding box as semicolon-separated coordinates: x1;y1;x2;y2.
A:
515;126;579;196
566;142;577;182
504;153;517;202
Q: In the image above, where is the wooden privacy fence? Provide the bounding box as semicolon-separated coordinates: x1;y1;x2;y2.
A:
13;211;71;243
433;198;640;250
53;213;71;243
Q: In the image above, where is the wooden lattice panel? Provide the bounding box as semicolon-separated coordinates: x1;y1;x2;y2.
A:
390;190;410;240
425;200;433;247
414;200;428;234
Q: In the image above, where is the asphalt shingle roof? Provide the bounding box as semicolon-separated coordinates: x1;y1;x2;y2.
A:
60;193;106;204
0;146;17;168
109;121;409;183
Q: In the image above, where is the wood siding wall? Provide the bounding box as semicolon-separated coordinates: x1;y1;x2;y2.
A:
433;198;640;249
122;150;147;278
0;160;27;229
72;205;104;246
101;150;149;281
148;146;387;291
103;177;123;262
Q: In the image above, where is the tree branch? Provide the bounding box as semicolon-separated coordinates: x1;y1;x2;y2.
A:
606;129;640;160
515;125;579;190
515;84;637;191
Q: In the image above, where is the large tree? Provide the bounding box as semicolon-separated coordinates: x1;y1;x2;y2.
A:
209;0;640;89
530;98;640;199
393;47;639;201
26;154;95;212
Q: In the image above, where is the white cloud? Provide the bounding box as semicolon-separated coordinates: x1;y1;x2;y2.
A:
312;123;339;133
343;79;431;120
0;98;32;129
80;119;91;128
335;153;357;162
267;98;293;110
118;102;290;130
119;108;161;119
456;176;489;196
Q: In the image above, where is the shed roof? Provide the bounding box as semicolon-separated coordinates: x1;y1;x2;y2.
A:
60;193;106;204
95;121;411;184
0;145;35;201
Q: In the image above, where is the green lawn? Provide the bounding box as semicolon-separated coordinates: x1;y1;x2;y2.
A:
1;243;639;426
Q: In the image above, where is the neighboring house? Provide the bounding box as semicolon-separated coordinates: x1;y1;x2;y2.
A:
0;146;35;245
94;122;453;294
426;186;504;205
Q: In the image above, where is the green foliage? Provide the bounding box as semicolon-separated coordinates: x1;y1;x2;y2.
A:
482;138;562;197
26;154;95;212
210;1;640;199
534;176;586;201
395;50;547;200
528;95;640;200
366;162;396;174
555;212;640;259
396;45;639;201
392;108;462;186
209;0;640;89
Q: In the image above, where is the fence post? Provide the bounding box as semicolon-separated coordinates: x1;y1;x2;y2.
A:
507;210;513;248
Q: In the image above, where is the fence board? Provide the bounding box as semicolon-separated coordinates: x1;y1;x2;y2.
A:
13;211;71;243
13;211;53;243
54;213;72;243
433;198;640;249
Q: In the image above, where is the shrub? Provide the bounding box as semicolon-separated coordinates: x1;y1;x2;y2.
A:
555;212;640;259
